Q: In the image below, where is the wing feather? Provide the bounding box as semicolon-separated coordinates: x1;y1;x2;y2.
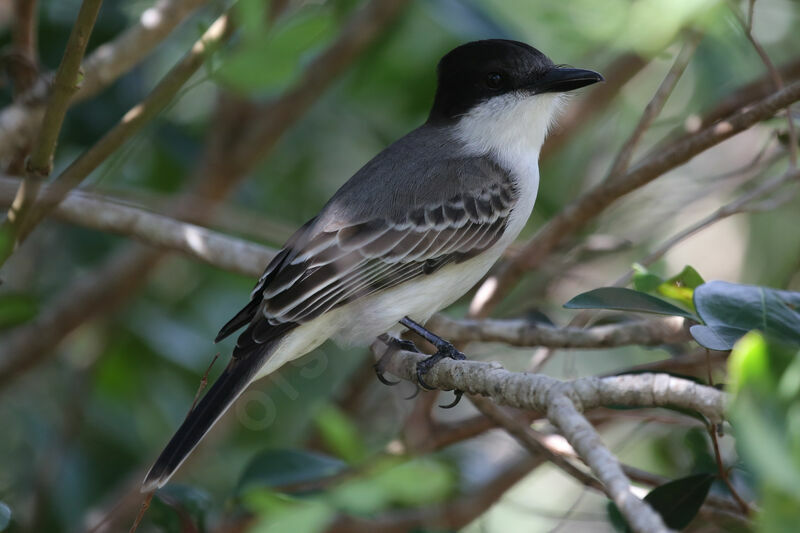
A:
219;175;519;345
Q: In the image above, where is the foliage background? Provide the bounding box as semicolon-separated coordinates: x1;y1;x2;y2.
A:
0;0;799;531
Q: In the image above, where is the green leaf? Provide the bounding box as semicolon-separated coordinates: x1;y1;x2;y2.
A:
248;498;335;533
329;458;455;514
689;324;742;352
564;287;698;320
149;485;211;533
313;405;367;464
728;332;800;499
664;265;705;290
216;7;336;92
238;449;348;493
643;473;714;530
0;502;10;532
692;281;800;350
0;293;37;330
632;265;664;293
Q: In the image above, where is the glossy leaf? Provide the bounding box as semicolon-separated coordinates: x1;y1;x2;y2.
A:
238;449;347;493
149;485;211;533
644;473;714;530
564;287;698;320
0;502;10;532
692;281;800;350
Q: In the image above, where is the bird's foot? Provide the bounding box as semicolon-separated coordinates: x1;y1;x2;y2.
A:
375;334;420;386
399;317;466;408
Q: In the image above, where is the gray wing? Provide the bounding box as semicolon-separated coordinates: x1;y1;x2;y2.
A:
216;179;517;349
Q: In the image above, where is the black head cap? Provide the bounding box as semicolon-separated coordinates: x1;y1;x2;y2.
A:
427;39;603;125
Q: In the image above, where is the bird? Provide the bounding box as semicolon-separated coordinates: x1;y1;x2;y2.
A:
142;39;602;491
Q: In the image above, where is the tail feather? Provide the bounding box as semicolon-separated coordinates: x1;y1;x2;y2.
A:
142;349;269;492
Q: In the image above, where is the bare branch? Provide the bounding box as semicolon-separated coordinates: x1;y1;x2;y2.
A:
606;31;702;179
0;176;276;276
376;348;727;434
732;3;798;168
377;345;726;532
9;12;233;252
426;314;692;349
0;0;104;261
0;0;209;164
469;395;604;492
470;80;800;317
613;166;800;287
9;0;39;94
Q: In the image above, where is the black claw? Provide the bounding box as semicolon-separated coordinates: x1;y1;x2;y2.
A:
374;363;400;386
416;366;437;390
439;390;464;409
405;386;421;400
394;338;421;353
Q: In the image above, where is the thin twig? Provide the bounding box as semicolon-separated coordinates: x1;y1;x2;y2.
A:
13;12;234;249
704;349;752;516
0;0;104;262
188;354;219;416
613;167;800;287
0;0;209;163
732;1;798;168
606;31;703;179
128;492;153;533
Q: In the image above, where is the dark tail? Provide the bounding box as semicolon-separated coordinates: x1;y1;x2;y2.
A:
141;349;271;492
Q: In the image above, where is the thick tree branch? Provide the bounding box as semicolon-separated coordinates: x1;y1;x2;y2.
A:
0;176;275;277
470;80;800;317
378;345;726;533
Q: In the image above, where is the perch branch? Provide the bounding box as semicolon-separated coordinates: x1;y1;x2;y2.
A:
377;345;726;532
426;314;691;349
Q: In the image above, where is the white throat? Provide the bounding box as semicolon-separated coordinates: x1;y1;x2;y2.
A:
453;92;564;253
453;92;564;169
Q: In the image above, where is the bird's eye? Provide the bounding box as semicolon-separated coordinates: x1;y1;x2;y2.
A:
486;72;503;89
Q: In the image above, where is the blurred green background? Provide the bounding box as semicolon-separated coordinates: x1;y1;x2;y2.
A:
0;0;799;531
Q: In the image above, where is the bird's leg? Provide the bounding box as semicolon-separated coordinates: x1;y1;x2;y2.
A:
399;316;465;408
375;333;421;386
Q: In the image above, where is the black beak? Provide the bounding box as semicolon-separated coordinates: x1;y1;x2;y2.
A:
530;67;604;93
